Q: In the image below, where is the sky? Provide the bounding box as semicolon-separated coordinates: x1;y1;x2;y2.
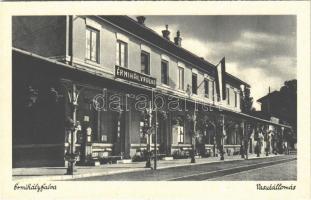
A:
142;15;296;110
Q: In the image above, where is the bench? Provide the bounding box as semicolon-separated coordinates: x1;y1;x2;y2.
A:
98;155;123;164
288;150;297;155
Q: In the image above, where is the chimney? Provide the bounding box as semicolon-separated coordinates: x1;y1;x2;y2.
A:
136;16;146;25
174;30;182;46
162;25;170;40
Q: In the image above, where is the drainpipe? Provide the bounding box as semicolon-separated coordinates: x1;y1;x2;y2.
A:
68;15;73;65
65;15;76;175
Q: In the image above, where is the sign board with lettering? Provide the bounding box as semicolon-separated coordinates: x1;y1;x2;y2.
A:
115;66;157;88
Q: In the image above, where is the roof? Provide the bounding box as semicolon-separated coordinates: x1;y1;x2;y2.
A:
96;15;250;88
257;91;280;103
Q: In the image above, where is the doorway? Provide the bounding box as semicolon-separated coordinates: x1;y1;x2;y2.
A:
113;110;126;157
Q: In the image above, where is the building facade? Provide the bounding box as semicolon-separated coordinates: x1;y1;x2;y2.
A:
12;16;291;167
257;88;297;150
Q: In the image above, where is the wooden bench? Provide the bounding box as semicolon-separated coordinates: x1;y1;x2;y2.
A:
288;150;297;155
98;155;123;164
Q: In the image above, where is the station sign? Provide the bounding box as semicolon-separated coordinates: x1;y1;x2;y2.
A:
115;66;157;88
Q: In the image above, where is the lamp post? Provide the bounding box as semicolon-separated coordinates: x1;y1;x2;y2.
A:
64;83;82;175
240;121;245;159
186;85;196;163
281;126;285;154
154;108;158;170
244;123;251;160
213;132;217;157
190;112;196;163
265;125;270;156
220;115;225;160
255;126;260;157
145;102;152;168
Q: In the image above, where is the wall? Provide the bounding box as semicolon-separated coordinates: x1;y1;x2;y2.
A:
72;17;86;62
12;16;67;58
72;16;231;111
224;84;241;112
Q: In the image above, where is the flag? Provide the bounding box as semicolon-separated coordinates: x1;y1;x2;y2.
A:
215;66;220;101
215;57;226;101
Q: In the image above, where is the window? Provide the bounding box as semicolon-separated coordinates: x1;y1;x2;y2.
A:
234;91;237;107
178;67;184;90
141;51;150;75
161;60;169;85
116;40;128;68
177;125;184;144
86;27;99;62
192;73;197;95
227;88;230;105
204;79;209;98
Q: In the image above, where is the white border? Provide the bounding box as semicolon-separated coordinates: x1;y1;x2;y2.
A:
0;1;310;200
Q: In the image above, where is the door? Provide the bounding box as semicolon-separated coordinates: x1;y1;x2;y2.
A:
113;111;126;156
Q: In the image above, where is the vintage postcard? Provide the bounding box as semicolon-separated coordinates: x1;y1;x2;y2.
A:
0;1;310;200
